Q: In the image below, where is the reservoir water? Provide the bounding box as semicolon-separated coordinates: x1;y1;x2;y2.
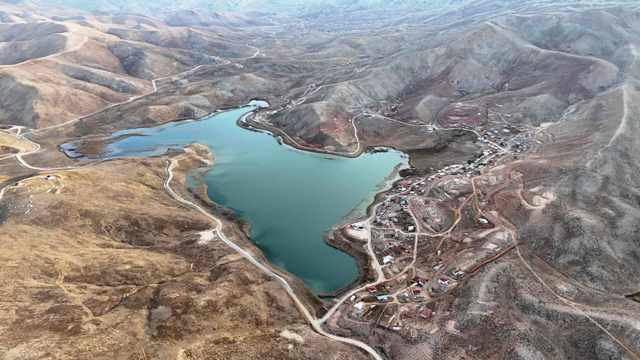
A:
94;105;406;294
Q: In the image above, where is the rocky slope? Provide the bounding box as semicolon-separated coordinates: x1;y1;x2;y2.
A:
0;147;368;360
327;81;640;360
0;4;260;129
263;4;637;158
1;1;640;360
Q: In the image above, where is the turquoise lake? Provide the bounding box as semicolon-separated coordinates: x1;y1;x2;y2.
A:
98;105;406;294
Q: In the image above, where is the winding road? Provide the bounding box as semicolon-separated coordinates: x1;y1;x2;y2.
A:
470;175;640;360
0;71;522;359
0;44;385;358
27;63;213;136
266;113;363;157
1;106;387;360
0;33;89;69
164;157;384;360
0;38;542;360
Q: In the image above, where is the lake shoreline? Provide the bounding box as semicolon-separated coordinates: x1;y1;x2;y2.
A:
59;103;410;299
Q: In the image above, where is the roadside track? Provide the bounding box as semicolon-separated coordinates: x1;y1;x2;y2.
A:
0;33;89;69
0;44;389;359
471;175;640;360
2;114;387;359
164;157;384;360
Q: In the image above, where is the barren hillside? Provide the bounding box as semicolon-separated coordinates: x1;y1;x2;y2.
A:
1;1;639;360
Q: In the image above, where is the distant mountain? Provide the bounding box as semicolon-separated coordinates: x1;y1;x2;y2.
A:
18;0;408;13
8;0;503;15
19;0;640;17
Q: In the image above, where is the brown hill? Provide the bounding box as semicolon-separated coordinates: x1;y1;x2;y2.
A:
0;5;261;129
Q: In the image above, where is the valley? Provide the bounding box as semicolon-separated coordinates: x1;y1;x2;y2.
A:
1;1;640;359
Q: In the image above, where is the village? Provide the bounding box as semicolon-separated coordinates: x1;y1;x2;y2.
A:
340;116;536;340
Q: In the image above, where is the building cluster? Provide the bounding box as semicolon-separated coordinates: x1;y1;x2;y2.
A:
345;264;462;335
338;115;539;338
479;124;533;156
371;228;414;276
373;194;418;233
428;122;535;181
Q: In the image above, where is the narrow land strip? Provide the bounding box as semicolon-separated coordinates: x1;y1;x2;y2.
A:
164;157;385;360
